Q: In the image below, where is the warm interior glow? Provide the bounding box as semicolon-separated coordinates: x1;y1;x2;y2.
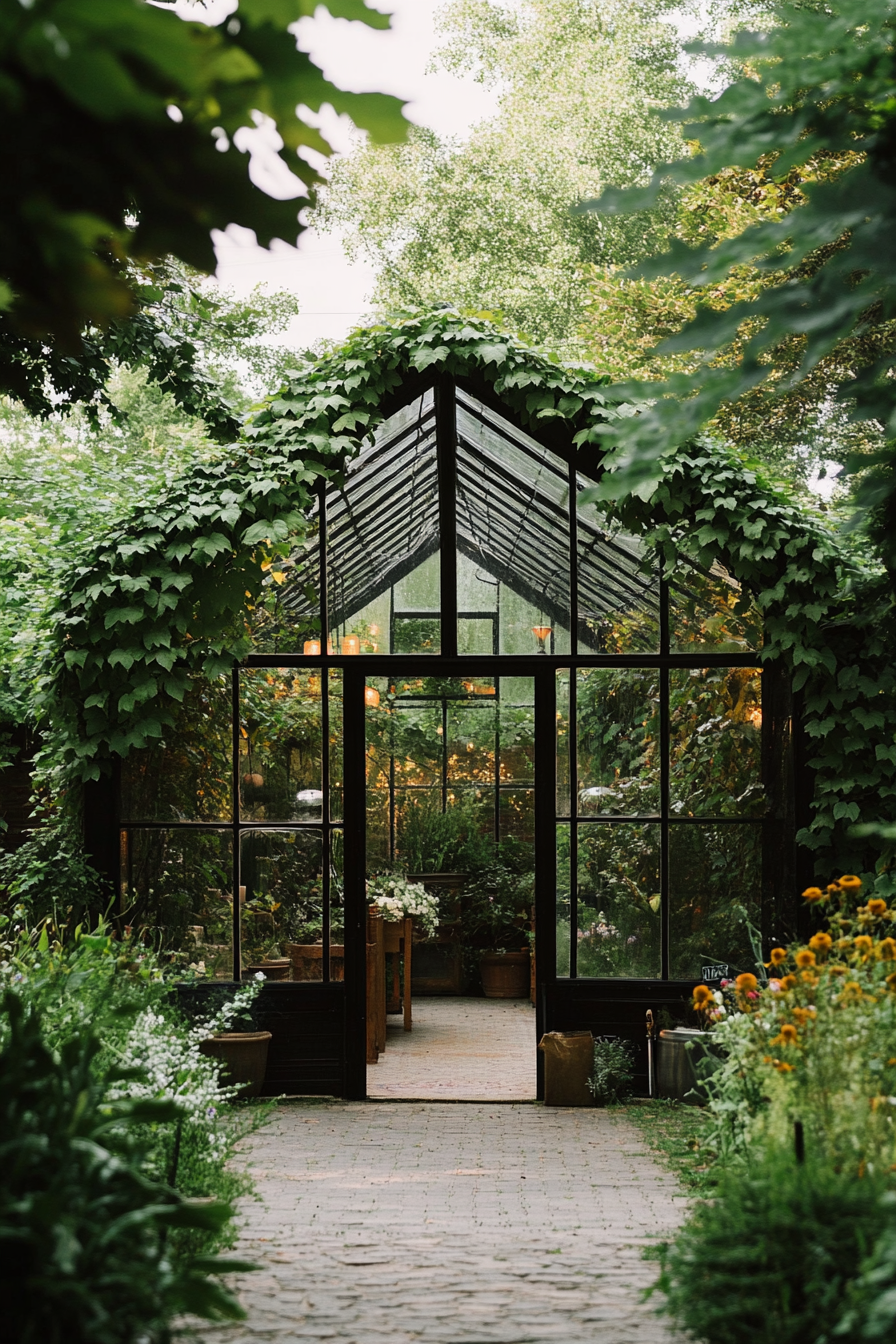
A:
342;634;361;655
303;639;321;656
364;685;380;708
532;624;552;653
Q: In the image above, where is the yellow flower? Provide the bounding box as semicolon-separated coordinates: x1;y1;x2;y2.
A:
854;936;874;957
692;984;714;1009
880;938;896;961
780;975;797;991
768;947;788;966
840;981;865;1005
801;971;819;987
867;899;889;917
827;883;842;897
772;1024;799;1047
774;1060;796;1073
802;887;825;903
735;973;758;992
795;949;816;969
839;875;863;893
792;1007;816;1026
809;932;832;954
886;972;896;992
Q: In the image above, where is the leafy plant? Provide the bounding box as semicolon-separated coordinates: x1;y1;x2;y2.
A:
367;874;440;938
655;1141;893;1344
0;0;406;346
589;1036;635;1106
0;991;254;1344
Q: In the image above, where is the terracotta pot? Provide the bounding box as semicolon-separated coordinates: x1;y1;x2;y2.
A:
246;959;291;980
199;1031;272;1098
480;950;530;999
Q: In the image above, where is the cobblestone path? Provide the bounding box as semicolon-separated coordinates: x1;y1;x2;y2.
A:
198;1101;686;1344
368;997;536;1101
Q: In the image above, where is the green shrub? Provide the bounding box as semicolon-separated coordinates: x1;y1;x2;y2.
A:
656;1142;892;1344
588;1036;635;1105
0;991;254;1344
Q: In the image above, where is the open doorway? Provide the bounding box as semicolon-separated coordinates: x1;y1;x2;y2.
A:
363;671;537;1100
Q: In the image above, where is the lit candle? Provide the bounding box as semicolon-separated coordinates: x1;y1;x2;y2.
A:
342;634;361;655
303;639;321;656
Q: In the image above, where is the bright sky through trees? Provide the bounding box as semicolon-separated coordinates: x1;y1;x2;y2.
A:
213;0;501;344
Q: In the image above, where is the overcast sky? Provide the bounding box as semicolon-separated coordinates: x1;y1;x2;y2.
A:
212;1;501;346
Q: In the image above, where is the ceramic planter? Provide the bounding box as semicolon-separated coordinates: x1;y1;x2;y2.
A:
199;1030;272;1098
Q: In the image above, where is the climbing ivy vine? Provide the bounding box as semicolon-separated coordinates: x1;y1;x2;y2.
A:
43;309;896;886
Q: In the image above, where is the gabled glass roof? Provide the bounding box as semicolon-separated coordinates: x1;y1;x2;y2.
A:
279;382;663;649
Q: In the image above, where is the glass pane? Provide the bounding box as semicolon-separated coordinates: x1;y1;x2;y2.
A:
456;388;570;654
330;828;345;963
577;668;660;816
556;822;571;976
500;788;534;846
576;491;660;653
557;669;571;818
670;667;763;817
458;551;498;654
119;678;232;822
670;561;762;652
575;824;661;978
448;699;496;786
365;675;392;867
327;390;438;654
329;669;344;822
669;823;761;979
498;677;535;786
240;829;324;978
239;668;322;822
121;828;232;978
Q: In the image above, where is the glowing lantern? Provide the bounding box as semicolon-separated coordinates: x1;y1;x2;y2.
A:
342;634;361;655
532;625;551;654
303;639;321;656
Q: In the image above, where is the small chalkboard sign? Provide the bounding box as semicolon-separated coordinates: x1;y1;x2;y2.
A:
702;963;729;983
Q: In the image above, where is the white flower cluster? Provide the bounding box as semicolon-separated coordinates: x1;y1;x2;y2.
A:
111;1007;235;1167
367;875;440;938
109;976;266;1172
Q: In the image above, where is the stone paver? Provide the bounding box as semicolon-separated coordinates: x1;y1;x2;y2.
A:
198;1101;686;1344
368;997;536;1101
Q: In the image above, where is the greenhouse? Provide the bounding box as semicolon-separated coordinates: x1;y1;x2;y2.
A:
80;317;801;1100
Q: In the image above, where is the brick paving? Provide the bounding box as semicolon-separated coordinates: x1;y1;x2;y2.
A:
368;997;537;1101
198;1098;687;1344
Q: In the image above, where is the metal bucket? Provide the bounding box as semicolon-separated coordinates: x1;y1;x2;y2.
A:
657;1028;712;1103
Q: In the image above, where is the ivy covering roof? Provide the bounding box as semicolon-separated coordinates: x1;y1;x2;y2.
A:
43;307;896;882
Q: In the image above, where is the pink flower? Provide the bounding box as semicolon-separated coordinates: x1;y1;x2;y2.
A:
748;990;759;1000
769;979;781;992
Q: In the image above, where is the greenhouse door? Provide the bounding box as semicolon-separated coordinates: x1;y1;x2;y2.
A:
340;662;555;1100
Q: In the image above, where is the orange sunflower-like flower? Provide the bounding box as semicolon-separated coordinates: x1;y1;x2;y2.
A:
795;949;816;969
772;1024;799;1047
780;975;797;991
792;1007;816;1026
692;984;714;1010
885;972;896;992
854;936;874;958
809;932;832;955
867;899;889;918
768;947;788;966
839;875;863;894
802;887;825;903
840;980;865;1005
879;938;896;962
773;1060;796;1073
735;972;758;992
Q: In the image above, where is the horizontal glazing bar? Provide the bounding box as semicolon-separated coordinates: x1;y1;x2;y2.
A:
243;653;764;670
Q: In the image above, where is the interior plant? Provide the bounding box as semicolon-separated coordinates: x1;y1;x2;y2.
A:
462;857;534;953
588;1037;636;1106
0;991;255;1344
395;796;497;876
366;874;440;939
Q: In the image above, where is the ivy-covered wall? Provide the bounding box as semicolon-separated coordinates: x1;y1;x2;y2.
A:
44;309;896;890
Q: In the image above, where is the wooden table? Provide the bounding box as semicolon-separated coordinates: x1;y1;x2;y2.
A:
383;916;413;1031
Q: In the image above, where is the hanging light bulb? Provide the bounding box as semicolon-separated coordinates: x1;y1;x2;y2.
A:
364;685;380;708
532;625;552;654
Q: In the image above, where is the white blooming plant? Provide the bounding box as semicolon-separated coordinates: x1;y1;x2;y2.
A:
367;874;440;938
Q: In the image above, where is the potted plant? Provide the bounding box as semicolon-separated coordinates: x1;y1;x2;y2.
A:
463;859;534;998
196;975;271;1098
366;873;440;937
